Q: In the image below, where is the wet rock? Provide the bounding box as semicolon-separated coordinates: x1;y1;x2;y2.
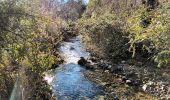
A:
114;97;119;100
70;47;75;50
85;62;94;70
78;57;95;70
50;64;59;70
90;57;98;62
78;57;87;66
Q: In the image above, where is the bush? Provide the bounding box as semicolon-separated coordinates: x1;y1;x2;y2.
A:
79;13;129;60
155;50;170;67
80;0;170;67
0;0;66;99
126;3;170;67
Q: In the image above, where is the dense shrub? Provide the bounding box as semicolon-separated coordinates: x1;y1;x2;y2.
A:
79;0;170;67
79;14;129;60
0;0;66;99
126;3;170;67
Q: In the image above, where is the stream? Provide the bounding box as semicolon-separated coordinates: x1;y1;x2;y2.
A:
45;36;105;100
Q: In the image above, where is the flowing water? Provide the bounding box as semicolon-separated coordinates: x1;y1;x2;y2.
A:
45;36;105;100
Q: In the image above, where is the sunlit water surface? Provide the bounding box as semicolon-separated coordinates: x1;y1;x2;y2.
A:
45;36;104;99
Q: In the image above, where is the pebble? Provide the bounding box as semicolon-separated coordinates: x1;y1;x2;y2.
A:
108;65;112;69
114;97;119;100
96;96;105;100
142;81;154;91
126;80;131;83
148;81;154;85
121;61;126;64
104;70;109;73
101;82;107;86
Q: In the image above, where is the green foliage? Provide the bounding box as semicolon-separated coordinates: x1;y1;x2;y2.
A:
0;0;66;99
79;13;129;59
80;0;170;67
0;0;67;73
126;3;170;67
155;50;170;67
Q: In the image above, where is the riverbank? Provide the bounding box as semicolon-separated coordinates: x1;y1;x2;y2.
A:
81;53;170;100
77;1;170;99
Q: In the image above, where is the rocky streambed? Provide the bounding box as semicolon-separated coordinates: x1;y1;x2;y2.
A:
81;53;170;100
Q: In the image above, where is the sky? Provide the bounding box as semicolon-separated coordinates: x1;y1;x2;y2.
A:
84;0;89;4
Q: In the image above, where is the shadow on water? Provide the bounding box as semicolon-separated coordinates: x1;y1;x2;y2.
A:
53;63;104;99
45;36;105;99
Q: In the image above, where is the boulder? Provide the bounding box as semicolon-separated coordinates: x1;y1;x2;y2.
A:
78;57;87;66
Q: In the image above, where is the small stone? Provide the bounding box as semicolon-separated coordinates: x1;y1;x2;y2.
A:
104;70;109;73
160;97;166;100
101;82;107;86
142;84;148;91
108;65;112;69
122;76;127;82
126;80;132;84
121;61;126;64
100;60;104;63
97;96;105;100
114;97;119;100
126;80;134;86
148;81;154;85
160;85;164;90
